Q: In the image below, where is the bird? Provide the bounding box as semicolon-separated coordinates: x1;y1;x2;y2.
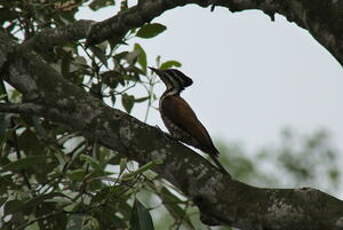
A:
149;67;229;175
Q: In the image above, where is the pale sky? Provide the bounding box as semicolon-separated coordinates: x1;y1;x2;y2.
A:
78;4;343;155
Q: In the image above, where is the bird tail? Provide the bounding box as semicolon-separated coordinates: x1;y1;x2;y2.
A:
209;149;231;177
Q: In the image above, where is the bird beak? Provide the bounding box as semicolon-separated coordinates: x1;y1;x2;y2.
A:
149;67;160;75
149;67;166;82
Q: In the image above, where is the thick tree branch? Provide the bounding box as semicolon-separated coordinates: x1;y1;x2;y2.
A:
0;103;43;114
16;0;342;65
84;0;187;47
18;20;94;53
1;31;343;230
85;0;343;65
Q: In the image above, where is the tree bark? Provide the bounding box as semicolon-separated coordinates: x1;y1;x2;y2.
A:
1;0;343;229
17;0;343;65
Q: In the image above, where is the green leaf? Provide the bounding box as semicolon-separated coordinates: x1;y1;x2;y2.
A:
113;51;129;61
130;199;154;230
90;46;108;67
134;43;147;73
89;0;115;11
136;23;167;39
122;94;135;113
125;50;139;66
122;160;162;181
120;158;127;173
80;154;103;172
160;60;182;70
67;169;87;181
160;187;183;204
134;160;162;174
102;70;121;88
135;96;150;103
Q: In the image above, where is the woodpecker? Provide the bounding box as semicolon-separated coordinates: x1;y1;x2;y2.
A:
149;67;228;174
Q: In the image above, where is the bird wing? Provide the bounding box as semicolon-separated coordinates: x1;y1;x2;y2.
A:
161;95;219;156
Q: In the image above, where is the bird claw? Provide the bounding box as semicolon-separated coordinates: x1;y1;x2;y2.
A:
155;125;178;142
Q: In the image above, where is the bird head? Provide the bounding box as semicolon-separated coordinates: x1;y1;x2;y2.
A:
149;67;193;92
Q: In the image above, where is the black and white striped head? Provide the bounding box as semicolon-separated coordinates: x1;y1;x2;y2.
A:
149;67;193;93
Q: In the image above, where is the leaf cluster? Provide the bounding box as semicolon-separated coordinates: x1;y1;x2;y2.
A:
0;1;190;230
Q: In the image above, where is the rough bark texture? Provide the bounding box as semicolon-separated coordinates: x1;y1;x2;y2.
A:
1;0;343;229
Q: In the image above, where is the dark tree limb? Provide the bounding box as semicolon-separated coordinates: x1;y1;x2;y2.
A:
84;0;343;65
16;0;342;65
1;31;343;230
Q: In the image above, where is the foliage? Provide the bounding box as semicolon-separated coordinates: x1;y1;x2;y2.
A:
217;128;341;193
0;1;187;229
0;1;341;230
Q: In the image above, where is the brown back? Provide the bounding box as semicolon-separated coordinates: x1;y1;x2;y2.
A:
161;95;219;156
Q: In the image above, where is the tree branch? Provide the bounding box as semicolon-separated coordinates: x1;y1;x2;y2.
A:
18;20;94;53
1;31;343;230
14;0;342;65
85;0;343;65
85;0;187;47
0;103;43;114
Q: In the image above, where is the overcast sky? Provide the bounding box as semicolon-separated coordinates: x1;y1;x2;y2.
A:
78;4;342;154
